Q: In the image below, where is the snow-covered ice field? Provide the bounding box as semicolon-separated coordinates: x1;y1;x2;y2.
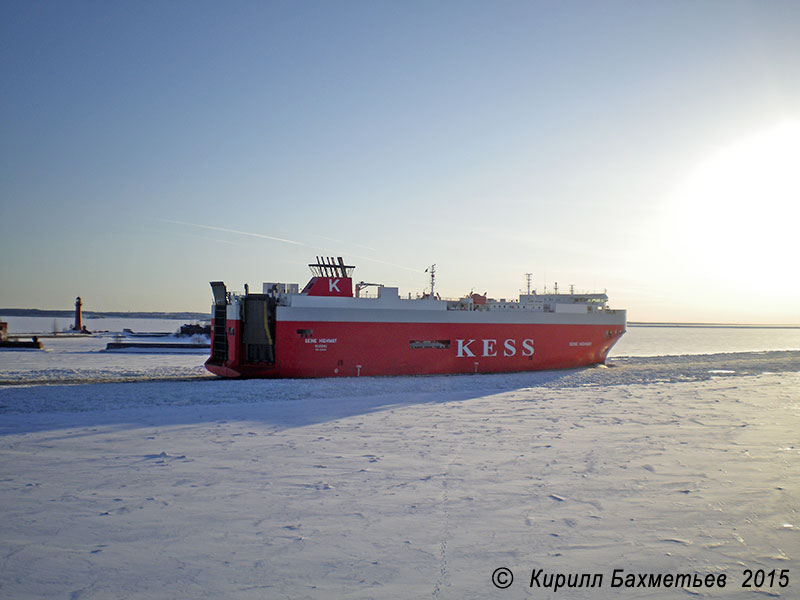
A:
2;321;800;598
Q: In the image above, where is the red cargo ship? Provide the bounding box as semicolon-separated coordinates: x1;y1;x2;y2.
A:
205;257;626;378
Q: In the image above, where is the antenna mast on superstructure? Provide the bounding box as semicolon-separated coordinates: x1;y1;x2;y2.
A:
525;273;532;295
428;264;436;297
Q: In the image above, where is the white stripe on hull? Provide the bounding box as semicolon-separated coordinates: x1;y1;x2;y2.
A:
277;306;627;326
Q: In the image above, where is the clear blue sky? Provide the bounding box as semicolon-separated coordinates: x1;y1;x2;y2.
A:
2;1;799;322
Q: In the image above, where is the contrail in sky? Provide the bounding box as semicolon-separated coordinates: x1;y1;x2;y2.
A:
158;218;307;246
345;254;423;274
159;218;422;274
309;233;378;253
174;231;244;247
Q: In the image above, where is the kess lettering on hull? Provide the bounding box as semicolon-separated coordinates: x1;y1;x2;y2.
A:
455;338;535;358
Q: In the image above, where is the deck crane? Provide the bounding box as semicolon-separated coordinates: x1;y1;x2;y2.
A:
355;281;383;298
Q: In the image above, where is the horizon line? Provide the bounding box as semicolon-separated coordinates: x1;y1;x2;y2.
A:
1;309;799;329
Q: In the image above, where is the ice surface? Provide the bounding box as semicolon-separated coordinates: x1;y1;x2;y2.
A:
612;323;800;357
0;319;209;386
1;329;799;598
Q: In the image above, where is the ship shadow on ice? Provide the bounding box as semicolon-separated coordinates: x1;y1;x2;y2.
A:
2;350;799;436
0;368;585;435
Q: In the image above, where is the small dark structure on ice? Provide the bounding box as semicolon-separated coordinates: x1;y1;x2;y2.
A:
0;321;44;349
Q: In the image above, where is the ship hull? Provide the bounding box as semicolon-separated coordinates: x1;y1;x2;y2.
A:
205;317;625;378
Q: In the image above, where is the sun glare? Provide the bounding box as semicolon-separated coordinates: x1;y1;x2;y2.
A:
667;120;800;292
659;120;800;321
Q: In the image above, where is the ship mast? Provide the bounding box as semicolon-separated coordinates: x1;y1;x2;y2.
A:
426;264;436;297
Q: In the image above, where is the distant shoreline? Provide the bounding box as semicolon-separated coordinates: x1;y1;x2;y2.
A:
0;308;209;320
1;309;796;328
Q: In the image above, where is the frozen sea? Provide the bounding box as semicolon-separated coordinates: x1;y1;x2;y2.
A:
1;317;799;598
